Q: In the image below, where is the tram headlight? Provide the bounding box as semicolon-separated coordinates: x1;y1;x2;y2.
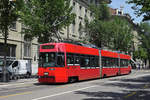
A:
44;72;49;75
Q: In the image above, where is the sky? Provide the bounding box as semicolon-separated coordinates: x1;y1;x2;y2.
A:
109;0;144;23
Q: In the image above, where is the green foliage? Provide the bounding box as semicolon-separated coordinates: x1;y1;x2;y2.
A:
84;4;133;52
140;22;150;33
19;0;76;43
0;0;23;81
110;17;133;52
139;22;150;67
90;4;110;21
138;22;150;60
0;0;22;35
84;4;111;47
86;19;112;47
128;0;150;21
133;47;148;60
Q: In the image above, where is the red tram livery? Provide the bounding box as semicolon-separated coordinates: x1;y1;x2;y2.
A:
38;42;131;83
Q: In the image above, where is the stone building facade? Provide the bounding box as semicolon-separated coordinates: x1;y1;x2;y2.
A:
0;20;39;74
60;0;95;41
0;0;103;74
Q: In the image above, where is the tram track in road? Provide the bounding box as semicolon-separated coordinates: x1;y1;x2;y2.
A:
0;83;60;99
0;70;149;100
0;70;140;95
0;91;32;99
0;78;37;87
0;76;108;100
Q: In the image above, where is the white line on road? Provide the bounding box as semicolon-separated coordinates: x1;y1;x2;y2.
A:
0;81;37;88
32;85;98;100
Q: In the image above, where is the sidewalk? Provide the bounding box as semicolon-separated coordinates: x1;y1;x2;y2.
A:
0;78;37;86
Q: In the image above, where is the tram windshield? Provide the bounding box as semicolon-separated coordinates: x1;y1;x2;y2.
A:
39;52;64;67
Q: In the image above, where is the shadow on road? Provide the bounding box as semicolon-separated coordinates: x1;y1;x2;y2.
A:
75;75;150;100
110;75;150;83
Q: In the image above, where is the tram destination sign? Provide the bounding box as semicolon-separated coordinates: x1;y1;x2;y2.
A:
42;45;55;49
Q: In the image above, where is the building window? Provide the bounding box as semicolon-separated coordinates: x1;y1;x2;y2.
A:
24;36;31;57
85;9;87;18
85;9;87;13
79;22;82;36
72;20;75;33
73;2;75;6
73;2;76;12
0;43;16;58
90;12;93;17
79;6;82;17
95;0;98;4
90;0;93;3
10;21;16;31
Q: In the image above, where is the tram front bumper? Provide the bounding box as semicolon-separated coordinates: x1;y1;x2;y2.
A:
38;76;55;83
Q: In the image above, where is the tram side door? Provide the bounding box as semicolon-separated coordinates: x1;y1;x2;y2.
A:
99;50;103;78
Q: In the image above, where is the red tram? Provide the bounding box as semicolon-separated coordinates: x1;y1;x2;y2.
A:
38;42;131;83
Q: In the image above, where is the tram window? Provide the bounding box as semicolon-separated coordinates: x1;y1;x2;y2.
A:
39;52;56;67
116;58;119;67
102;57;113;67
120;59;128;67
112;58;114;67
90;57;95;67
102;57;119;68
80;56;90;68
125;59;129;66
109;58;112;67
74;56;80;65
80;56;85;67
114;58;118;67
85;57;90;67
120;59;123;67
95;57;99;67
112;58;117;67
127;60;129;66
67;54;74;65
102;57;106;67
105;58;110;67
57;53;64;67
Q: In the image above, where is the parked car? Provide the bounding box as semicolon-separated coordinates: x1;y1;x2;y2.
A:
0;60;32;80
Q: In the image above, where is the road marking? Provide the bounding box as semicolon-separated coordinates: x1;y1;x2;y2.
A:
144;84;149;89
0;91;32;99
32;85;97;100
0;84;35;93
0;81;37;88
125;83;150;98
124;92;136;98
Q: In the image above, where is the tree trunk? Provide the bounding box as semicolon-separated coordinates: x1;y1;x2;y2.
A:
2;29;8;82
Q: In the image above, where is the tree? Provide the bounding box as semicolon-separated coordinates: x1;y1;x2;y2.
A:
138;22;150;68
0;0;23;82
133;47;148;61
110;17;133;52
83;4;111;48
84;4;133;53
19;0;76;43
90;3;111;21
128;0;150;21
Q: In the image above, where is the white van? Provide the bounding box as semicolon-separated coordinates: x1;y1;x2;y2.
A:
0;60;38;80
11;60;32;78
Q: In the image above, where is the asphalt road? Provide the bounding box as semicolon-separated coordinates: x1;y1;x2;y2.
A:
0;70;150;100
